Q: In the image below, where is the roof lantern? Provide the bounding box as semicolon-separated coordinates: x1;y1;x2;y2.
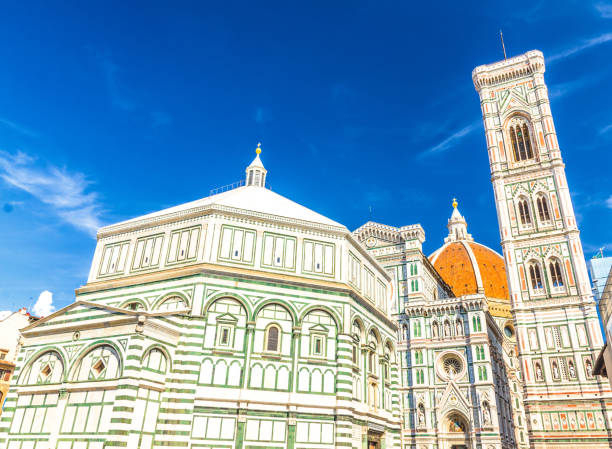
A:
246;143;267;187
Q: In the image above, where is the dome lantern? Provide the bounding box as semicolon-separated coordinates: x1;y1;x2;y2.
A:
246;143;267;187
445;198;473;243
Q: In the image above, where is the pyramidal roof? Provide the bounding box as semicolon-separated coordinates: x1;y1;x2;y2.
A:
101;145;345;234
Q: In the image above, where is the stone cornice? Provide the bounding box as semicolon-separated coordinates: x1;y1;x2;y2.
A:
404;294;487;316
75;263;397;330
98;203;348;239
472;50;545;90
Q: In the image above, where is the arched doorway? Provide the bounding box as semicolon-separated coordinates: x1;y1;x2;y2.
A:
442;412;471;449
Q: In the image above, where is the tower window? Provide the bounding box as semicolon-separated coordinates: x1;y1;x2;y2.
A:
518;199;532;226
537;195;551;223
549;259;564;288
528;262;544;292
509;120;534;162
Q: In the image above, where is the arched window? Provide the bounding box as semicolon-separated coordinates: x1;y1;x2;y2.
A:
416;369;424;384
528;262;544;292
508;118;534;162
265;325;280;352
158;295;187;311
415;350;422;364
124;301;144;311
414;321;422;337
518;198;532;226
20;351;64;385
368;351;376;374
549;259;564;288
536;194;551;223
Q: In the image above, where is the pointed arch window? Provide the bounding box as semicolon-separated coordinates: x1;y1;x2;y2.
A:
509;119;534;162
536;195;551;223
414;350;423;365
549;259;564;288
518;199;532;226
413;321;422;337
528;262;544;292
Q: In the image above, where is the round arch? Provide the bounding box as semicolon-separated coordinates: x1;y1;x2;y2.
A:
18;347;67;384
384;338;396;363
141;344;173;369
351;316;366;340
203;292;252;319
68;340;124;381
298;304;341;330
152;291;191;310
120;298;148;311
366;325;383;352
252;299;298;324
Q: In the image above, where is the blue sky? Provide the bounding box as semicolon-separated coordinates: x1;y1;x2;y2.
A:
0;0;611;315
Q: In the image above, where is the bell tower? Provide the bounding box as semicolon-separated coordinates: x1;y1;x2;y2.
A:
473;50;612;447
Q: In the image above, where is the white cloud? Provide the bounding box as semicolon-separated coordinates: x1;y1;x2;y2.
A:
32;290;55;317
0;310;11;320
96;55;135;112
0;151;103;235
596;2;612;18
420;121;480;157
600;123;612;134
547;32;612;63
548;74;599;100
606;195;612;209
0;117;38;138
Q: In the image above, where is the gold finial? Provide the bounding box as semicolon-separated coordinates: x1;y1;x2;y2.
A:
452;198;458;208
255;142;262;155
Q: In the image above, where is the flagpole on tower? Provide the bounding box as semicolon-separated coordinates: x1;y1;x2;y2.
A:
500;29;507;60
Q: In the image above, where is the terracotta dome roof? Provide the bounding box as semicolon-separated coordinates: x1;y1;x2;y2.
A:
429;240;509;300
428;201;509;303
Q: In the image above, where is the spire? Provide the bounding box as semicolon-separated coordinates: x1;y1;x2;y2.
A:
444;198;473;243
245;143;267;187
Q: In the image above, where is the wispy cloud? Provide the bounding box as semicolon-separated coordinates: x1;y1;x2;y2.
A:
32;290;55;317
606;195;612;209
547;32;612;63
0;117;38;138
90;49;171;126
253;107;272;124
596;2;612;18
419;121;480;158
600;123;612;134
0;151;103;235
548;73;602;99
97;55;136;111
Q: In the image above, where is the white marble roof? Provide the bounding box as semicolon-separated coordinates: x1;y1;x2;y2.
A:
103;184;345;231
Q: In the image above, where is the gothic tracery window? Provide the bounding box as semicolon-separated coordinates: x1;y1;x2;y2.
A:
528;262;544;292
508;117;534;162
536;194;551;223
549;259;564;288
518;198;532;226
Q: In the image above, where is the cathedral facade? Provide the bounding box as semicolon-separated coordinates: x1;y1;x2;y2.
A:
0;50;610;449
